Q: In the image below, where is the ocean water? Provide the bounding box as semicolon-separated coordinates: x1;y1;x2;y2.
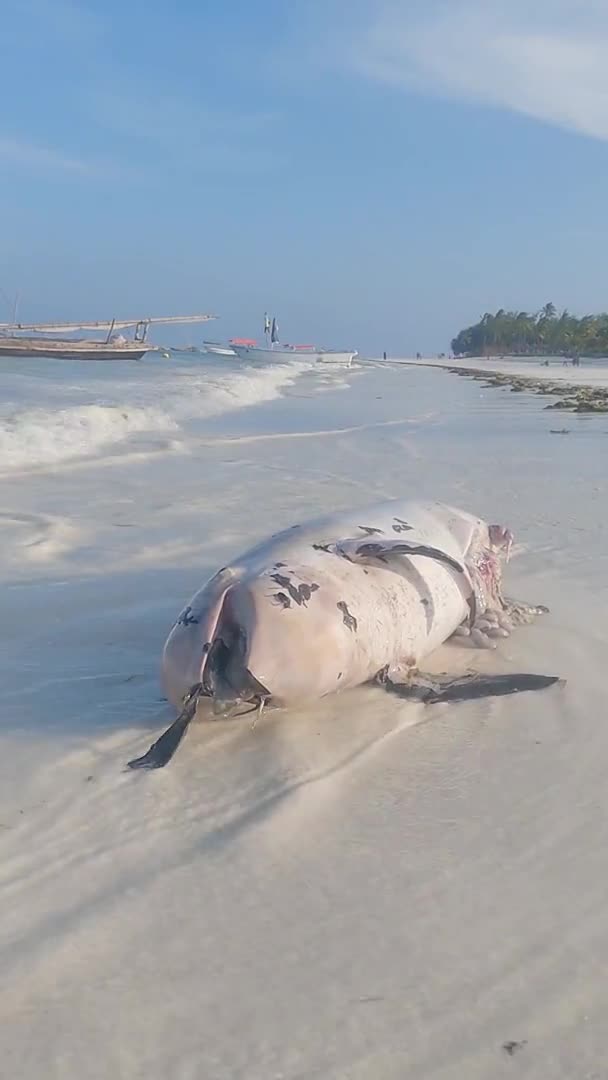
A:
3;346;607;476
0;349;318;470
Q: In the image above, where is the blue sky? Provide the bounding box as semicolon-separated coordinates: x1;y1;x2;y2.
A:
2;0;608;352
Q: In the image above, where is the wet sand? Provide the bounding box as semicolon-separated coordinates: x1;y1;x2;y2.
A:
1;358;607;1079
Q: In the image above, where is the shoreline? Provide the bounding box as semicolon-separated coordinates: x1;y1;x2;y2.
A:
369;357;608;412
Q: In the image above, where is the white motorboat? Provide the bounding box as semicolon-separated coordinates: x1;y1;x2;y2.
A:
231;343;357;366
228;315;356;366
201;340;237;356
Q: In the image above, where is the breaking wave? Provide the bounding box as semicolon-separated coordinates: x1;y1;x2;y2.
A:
0;355;312;471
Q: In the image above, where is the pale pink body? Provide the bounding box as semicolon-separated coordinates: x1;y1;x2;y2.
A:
161;500;509;710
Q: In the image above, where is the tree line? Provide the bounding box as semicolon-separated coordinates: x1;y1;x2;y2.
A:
451;303;608;357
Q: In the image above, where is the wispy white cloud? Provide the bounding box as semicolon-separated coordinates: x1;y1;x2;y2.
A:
0;1;116;180
96;91;275;142
0;136;134;182
2;1;284;182
0;137;92;174
348;1;608;141
94;90;281;173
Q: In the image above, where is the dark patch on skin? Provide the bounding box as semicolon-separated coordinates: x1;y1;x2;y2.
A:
176;605;199;627
274;562;287;568
502;1041;527;1058
313;542;355;563
420;597;430;607
337;672;342;680
466;591;477;628
271;573;301;605
202;642;210;654
358;525;384;536
273;592;291;609
333;547;355;563
337;601;358;632
298;583;319;603
392;517;414;533
356;542;383;557
355;541;464;574
270;573;319;607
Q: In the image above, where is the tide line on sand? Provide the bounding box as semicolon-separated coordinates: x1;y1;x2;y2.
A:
196;412;438;446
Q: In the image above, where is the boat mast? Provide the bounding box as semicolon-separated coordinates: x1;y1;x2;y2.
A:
0;314;218;334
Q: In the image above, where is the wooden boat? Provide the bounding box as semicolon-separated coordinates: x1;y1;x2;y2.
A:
0;314;217;361
0;337;154;360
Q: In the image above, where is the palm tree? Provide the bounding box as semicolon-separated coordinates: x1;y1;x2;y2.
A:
452;305;608;357
513;311;534;352
479;312;496;353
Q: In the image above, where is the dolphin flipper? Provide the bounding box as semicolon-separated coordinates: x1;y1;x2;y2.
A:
127;683;203;770
377;668;564;703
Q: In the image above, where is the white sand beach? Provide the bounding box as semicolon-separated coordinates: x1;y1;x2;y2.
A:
1;353;607;1078
408;355;608;389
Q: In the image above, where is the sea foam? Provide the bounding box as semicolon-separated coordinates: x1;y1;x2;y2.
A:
0;355;311;470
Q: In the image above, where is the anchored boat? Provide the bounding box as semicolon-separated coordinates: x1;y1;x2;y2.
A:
230;314;357;366
0;314;218;361
201;340;237;357
231;343;357;365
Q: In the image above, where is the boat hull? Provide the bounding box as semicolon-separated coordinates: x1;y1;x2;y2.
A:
201;341;237;356
232;344;356;365
0;338;152;361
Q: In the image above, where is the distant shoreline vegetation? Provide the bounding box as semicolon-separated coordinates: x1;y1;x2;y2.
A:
451;304;608;359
